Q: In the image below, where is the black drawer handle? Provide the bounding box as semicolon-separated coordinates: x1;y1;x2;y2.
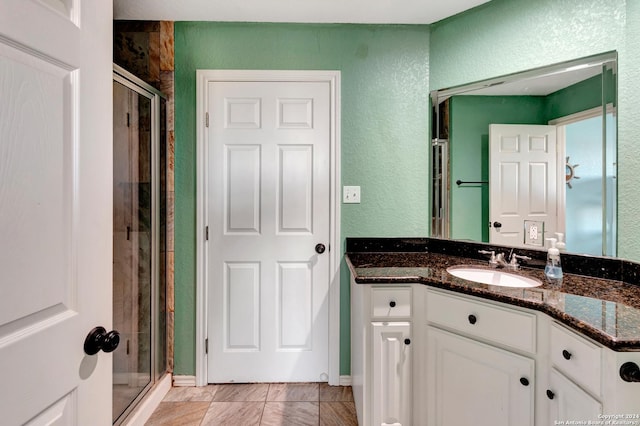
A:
468;314;477;325
404;338;411;345
562;350;572;360
520;377;529;386
389;301;396;308
546;389;555;400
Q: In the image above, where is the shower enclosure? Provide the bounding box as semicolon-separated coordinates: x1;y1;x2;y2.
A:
112;65;168;424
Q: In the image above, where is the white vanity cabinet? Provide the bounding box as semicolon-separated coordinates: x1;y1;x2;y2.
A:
351;278;421;426
425;289;536;426
351;275;640;426
545;321;603;422
547;368;602;421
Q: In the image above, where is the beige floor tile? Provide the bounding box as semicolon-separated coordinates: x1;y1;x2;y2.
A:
162;385;218;402
145;402;209;426
200;401;264;426
260;402;319;426
319;383;354;402
267;383;319;401
320;401;358;426
212;383;269;402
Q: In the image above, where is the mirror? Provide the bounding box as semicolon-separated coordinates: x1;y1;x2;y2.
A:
431;52;617;257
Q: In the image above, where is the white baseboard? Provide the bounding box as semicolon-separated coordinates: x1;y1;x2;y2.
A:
172;375;197;387
122;373;171;426
339;375;352;386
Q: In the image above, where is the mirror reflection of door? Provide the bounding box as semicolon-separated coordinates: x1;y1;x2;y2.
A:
489;124;558;248
434;52;617;257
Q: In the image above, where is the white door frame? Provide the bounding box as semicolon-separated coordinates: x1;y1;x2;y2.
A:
195;70;341;386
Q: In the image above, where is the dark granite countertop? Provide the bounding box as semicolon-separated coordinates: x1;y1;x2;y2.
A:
346;251;640;351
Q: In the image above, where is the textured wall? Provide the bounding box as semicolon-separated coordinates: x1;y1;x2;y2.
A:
619;2;640;261
174;22;430;375
430;0;640;261
429;0;624;90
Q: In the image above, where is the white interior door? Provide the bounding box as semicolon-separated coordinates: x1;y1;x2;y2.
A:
206;80;330;383
0;1;113;425
489;124;558;248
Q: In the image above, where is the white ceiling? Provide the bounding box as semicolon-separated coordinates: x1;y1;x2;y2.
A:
113;0;491;25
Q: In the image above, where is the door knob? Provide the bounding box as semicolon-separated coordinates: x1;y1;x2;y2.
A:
493;222;502;229
620;362;640;382
84;326;120;355
315;243;326;254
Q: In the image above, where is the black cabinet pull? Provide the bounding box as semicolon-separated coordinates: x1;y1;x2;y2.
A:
389;301;396;308
562;350;572;360
520;377;529;386
404;338;411;345
620;362;640;382
468;314;477;325
546;390;555;400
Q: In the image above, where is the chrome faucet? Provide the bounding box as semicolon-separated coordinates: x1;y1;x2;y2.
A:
508;252;531;270
478;250;498;268
479;249;531;270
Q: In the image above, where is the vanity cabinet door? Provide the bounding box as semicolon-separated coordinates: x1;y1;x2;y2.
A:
372;322;412;426
547;368;602;423
427;327;534;426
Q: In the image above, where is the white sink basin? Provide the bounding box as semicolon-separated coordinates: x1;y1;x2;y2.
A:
447;266;542;288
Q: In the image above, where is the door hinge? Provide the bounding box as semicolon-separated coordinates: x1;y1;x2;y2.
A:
205;338;208;354
205;112;209;128
126;112;130;127
205;226;209;241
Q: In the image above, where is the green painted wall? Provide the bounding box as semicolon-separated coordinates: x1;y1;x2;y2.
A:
449;96;546;241
544;73;609;121
174;23;430;375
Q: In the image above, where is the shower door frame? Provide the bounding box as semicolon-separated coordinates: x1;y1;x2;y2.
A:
112;64;166;425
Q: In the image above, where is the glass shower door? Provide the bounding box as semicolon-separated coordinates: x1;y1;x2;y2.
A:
112;80;153;423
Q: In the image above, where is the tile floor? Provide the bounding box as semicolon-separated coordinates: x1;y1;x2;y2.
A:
145;383;358;425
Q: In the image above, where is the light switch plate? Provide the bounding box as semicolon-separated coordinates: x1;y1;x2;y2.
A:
343;186;361;203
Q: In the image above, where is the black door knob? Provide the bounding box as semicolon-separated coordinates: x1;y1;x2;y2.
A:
468;314;477;324
389;301;396;308
520;377;529;386
315;243;326;254
620;362;640;382
562;350;572;360
404;338;411;345
493;222;502;229
84;326;120;355
546;390;555;400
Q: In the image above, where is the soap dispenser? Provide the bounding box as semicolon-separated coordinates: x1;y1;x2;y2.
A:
545;238;563;280
555;232;566;252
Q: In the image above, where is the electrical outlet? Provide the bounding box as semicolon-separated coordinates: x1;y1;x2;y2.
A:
343;186;361;204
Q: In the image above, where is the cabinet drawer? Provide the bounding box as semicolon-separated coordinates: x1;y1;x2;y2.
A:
371;287;412;319
550;322;602;397
426;290;536;353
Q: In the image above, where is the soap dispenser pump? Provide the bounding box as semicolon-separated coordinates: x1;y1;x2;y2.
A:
555;232;566;252
545;238;563;280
